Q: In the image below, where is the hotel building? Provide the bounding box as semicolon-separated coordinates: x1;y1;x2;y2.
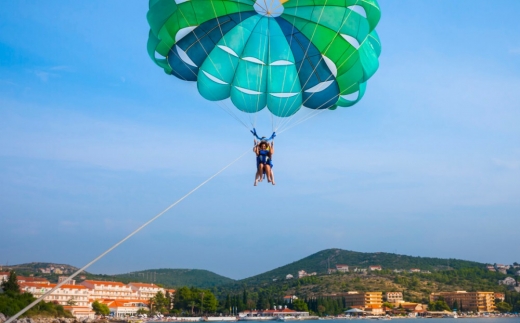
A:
430;291;495;312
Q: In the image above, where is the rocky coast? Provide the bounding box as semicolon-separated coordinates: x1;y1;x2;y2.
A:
0;315;111;323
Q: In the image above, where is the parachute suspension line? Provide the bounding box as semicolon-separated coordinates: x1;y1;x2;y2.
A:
279;81;359;134
273;0;334;131
4;148;251;323
191;82;251;130
272;0;300;132
275;0;364;132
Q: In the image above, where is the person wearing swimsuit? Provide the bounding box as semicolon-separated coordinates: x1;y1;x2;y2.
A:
253;140;275;186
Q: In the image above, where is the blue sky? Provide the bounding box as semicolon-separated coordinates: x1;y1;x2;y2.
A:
1;1;519;279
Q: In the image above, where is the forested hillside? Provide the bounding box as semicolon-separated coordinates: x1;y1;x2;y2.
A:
238;248;486;285
113;269;235;288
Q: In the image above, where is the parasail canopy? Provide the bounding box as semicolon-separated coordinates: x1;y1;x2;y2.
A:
147;0;381;128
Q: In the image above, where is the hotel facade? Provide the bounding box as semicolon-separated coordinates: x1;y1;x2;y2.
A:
430;291;495;313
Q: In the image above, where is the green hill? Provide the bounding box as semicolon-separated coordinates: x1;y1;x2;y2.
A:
1;263;235;289
113;269;235;288
2;250;495;290
239;248;486;285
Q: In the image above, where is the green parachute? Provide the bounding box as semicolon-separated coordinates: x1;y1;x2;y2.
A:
147;0;381;119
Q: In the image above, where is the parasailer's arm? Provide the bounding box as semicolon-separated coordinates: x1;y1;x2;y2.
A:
253;140;260;156
270;141;275;155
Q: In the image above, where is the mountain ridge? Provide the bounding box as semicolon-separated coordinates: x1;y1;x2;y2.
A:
1;248;496;288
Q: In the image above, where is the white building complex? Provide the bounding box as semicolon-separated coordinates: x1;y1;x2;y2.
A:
128;282;164;300
16;277;167;319
80;280;137;299
19;282;90;306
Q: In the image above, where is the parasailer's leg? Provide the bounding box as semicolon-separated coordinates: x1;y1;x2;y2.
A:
265;165;275;185
255;164;264;186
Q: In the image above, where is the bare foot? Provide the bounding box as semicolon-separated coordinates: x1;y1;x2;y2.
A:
254;180;258;186
272;181;276;185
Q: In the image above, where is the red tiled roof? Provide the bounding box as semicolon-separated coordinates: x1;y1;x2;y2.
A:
101;299;150;307
262;309;297;313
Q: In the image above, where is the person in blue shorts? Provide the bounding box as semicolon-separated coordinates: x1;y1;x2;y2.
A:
253;140;275;186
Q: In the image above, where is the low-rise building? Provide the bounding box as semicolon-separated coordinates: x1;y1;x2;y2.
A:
283;295;298;304
409;268;421;273
369;266;382;271
285;274;293;280
100;299;149;317
430;291;495;313
298;270;316;278
336;265;349;273
494;293;505;302
486;265;496;272
400;302;426;313
386;292;403;304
